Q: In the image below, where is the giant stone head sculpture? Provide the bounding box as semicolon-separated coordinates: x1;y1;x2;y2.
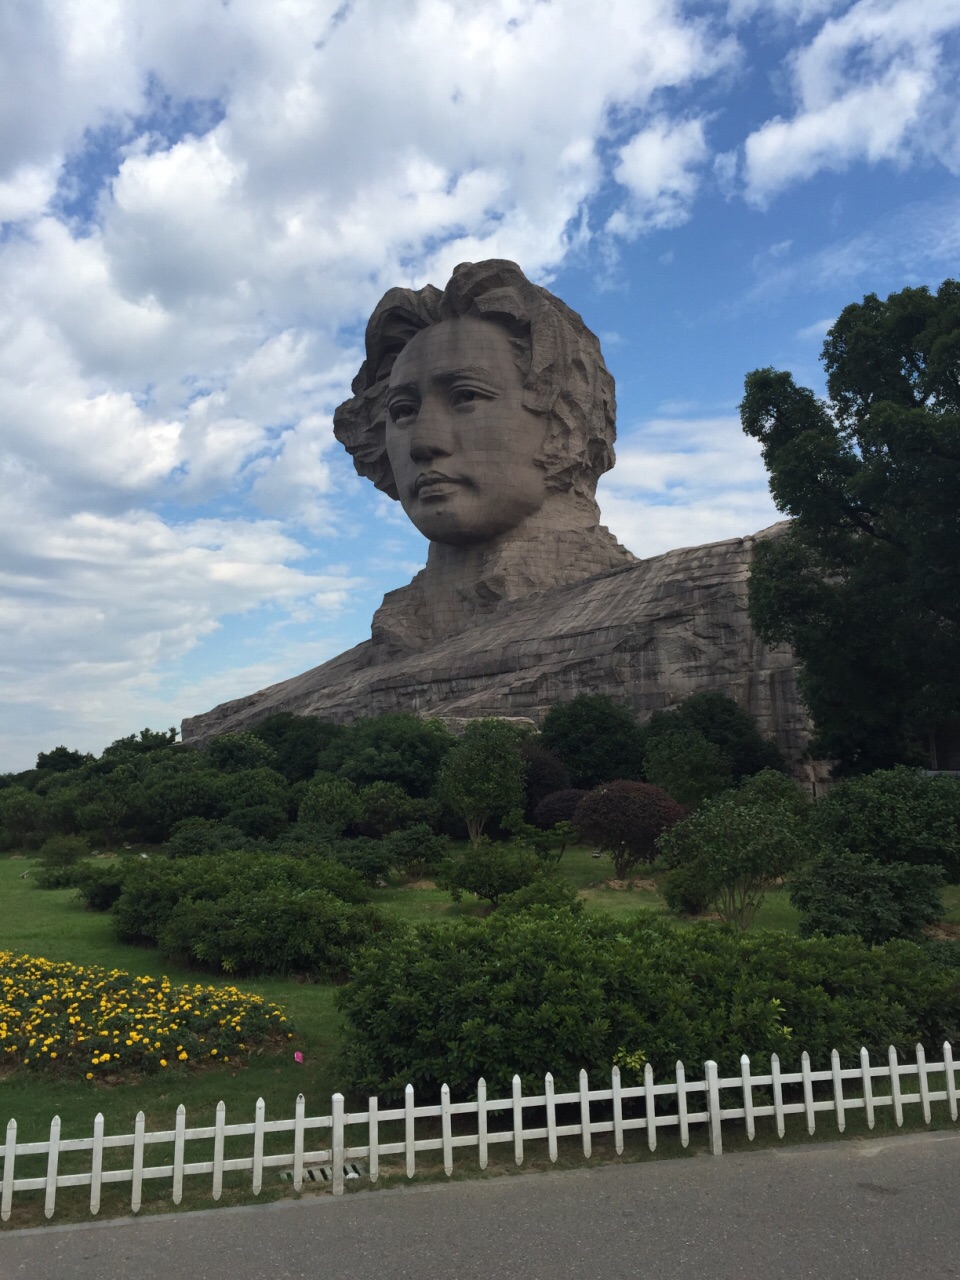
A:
333;259;619;546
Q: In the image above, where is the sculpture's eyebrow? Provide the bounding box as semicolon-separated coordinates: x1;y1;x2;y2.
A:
434;366;498;384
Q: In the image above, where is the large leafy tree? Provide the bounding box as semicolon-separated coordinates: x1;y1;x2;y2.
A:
540;694;644;789
435;718;527;842
741;279;960;772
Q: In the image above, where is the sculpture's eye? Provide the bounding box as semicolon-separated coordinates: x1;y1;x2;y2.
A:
451;387;479;407
388;399;418;424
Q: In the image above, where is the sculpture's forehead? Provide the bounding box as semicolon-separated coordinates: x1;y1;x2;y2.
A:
389;316;517;387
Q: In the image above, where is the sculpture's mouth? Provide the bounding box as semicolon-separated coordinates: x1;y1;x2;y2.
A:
414;471;463;499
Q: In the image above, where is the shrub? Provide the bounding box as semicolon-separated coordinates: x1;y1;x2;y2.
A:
329;837;394;885
810;767;960;882
660;865;712;917
338;912;960;1100
790;850;945;944
298;776;362;835
657;771;810;929
532;789;588;829
37;833;89;867
159;887;392;979
383;824;450;879
113;851;373;962
497;874;584;917
436;840;542;906
574;781;685;877
163;816;248;858
74;861;128;911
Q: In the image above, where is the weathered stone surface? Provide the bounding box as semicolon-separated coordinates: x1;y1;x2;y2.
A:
181;522;816;779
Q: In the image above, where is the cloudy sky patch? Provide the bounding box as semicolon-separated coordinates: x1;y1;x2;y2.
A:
1;0;958;768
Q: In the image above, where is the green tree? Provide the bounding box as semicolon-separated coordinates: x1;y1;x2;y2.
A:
809;766;960;882
641;726;732;808
741;279;960;773
35;745;90;773
318;713;454;797
250;713;348;782
658;770;810;930
640;692;785;784
205;731;278;773
435;719;527;842
540;694;644;789
298;776;362;835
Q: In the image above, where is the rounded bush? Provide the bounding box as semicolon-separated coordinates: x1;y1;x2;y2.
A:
574;781;685;877
532;789;588;830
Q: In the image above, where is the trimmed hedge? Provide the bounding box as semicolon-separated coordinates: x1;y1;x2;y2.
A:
112;851;385;977
338;912;960;1099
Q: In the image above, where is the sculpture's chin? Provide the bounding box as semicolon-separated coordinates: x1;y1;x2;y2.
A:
404;496;542;547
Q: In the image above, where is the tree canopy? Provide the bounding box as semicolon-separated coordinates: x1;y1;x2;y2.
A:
539;694;644;789
741;279;960;772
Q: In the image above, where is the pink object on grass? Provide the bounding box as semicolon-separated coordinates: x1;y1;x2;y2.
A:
294;1051;304;1063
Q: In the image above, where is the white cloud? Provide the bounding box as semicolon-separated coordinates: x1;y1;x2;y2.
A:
741;0;960;203
597;415;780;558
608;116;710;235
1;0;745;769
796;316;835;340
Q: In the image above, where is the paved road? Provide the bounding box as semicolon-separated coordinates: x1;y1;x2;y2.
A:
3;1131;960;1280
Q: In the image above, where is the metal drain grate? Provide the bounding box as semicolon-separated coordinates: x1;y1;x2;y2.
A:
281;1161;366;1183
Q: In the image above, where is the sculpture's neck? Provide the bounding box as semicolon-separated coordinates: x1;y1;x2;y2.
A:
371;496;636;653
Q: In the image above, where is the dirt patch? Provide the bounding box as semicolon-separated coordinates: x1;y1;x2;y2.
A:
601;877;659;892
924;922;960;941
407;879;438;890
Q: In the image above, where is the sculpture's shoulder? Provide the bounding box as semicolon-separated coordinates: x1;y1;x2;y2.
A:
181;524;797;749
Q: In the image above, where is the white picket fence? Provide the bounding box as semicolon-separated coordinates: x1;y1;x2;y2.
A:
2;1041;957;1221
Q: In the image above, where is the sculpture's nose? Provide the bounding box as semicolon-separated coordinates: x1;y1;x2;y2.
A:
408;395;454;461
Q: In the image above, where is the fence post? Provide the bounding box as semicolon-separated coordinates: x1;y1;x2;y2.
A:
90;1112;104;1216
579;1069;592;1159
512;1076;524;1166
404;1084;416;1178
477;1077;488;1171
252;1098;265;1196
2;1118;16;1223
44;1115;61;1220
705;1061;722;1156
441;1084;454;1176
332;1093;345;1195
292;1093;305;1191
612;1066;624;1155
944;1042;958;1122
368;1096;379;1182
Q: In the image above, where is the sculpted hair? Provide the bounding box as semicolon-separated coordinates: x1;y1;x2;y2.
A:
333;259;617;502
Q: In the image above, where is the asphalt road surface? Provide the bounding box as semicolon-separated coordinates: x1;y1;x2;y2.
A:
3;1131;959;1280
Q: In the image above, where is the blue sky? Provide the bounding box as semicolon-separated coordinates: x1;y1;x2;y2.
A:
1;0;959;771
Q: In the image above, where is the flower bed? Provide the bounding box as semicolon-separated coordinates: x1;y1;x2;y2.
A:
0;951;293;1078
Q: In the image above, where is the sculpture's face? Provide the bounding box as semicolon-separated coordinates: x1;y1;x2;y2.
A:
385;316;547;545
